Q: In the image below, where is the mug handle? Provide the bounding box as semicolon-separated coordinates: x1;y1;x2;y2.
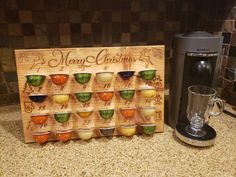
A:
209;98;224;116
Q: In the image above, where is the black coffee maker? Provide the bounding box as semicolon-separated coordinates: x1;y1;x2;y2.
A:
168;31;223;146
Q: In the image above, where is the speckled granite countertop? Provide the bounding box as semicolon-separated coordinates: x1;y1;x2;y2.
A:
0;105;236;177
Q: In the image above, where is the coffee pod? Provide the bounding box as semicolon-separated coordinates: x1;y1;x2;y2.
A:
74;73;92;84
75;92;92;103
140;87;157;98
52;94;70;104
50;74;69;85
77;128;93;140
77;108;93;119
55;129;73;142
119;89;135;100
120;108;136;119
119;125;136;137
96;72;114;82
97;91;114;101
29;94;47;103
118;71;135;80
54;112;71;123
139;69;156;81
31;114;48;125
99;109;114;120
32;131;51;144
99;127;115;136
140;124;156;135
139;106;156;118
26;74;46;87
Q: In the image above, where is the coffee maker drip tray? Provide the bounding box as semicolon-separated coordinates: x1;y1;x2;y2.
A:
175;123;216;147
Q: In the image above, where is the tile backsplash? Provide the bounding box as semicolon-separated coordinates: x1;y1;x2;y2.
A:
0;0;235;106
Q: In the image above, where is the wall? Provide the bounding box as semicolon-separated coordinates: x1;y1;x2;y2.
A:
0;0;235;106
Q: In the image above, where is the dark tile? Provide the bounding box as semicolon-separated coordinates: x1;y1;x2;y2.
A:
0;93;19;106
45;0;63;10
69;10;81;23
23;36;37;48
5;10;19;23
112;32;121;43
0;10;6;23
22;23;35;35
102;32;112;46
7;81;19;93
102;11;112;22
47;24;59;36
32;11;46;23
0;37;9;47
92;32;101;44
92;23;102;33
4;71;17;82
47;34;60;46
0;83;8;94
102;23;112;33
36;36;49;47
81;11;92;22
71;33;81;45
70;23;81;34
222;32;232;44
8;37;24;48
0;24;8;36
112;22;122;33
81;34;92;46
5;0;18;10
229;45;236;57
0;72;4;82
121;23;130;33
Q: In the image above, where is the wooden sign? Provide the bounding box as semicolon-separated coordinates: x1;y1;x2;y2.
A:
15;46;165;143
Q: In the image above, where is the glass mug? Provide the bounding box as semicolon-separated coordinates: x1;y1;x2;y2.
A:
185;85;224;137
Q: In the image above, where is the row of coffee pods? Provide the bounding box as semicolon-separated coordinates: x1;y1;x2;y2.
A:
32;123;157;144
28;88;157;104
25;69;156;87
31;106;157;125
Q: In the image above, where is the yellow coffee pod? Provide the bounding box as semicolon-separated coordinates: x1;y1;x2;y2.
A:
52;94;70;104
119;125;136;137
139;106;156;118
140;87;157;98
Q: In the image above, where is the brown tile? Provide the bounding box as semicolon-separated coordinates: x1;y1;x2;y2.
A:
0;37;9;47
0;93;19;106
81;23;91;34
165;21;180;31
69;10;81;23
131;23;139;32
131;0;140;12
60;35;71;46
4;71;17;82
92;11;101;23
121;33;130;43
19;10;32;23
35;24;47;35
32;11;46;23
156;31;165;40
8;37;24;48
5;0;18;10
92;32;101;44
221;20;235;32
7;24;22;36
81;34;92;46
0;48;16;72
59;23;70;35
71;33;81;45
0;83;8;94
7;82;19;93
36;36;49;47
23;36;37;48
70;23;81;34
